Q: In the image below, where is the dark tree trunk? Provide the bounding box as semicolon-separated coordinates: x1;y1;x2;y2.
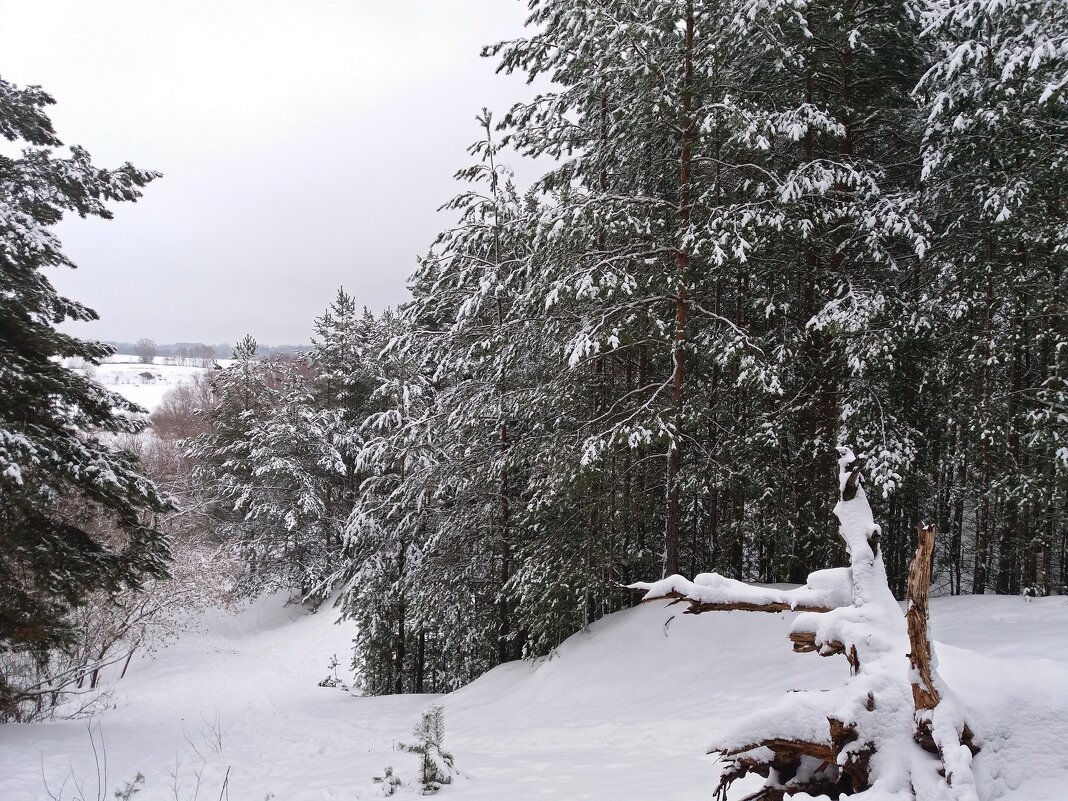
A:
665;2;695;579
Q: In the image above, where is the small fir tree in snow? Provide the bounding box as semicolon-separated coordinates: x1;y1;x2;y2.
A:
317;653;348;690
400;705;454;794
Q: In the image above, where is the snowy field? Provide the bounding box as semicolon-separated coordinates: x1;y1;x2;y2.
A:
1;593;1064;801
70;356;212;413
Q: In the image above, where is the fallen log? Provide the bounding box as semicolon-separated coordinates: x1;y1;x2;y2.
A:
645;592;834;615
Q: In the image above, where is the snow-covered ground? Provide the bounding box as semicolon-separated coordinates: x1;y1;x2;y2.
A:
1;593;1064;800
71;356;212;413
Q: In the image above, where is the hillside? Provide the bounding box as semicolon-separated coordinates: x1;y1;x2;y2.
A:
1;594;1064;800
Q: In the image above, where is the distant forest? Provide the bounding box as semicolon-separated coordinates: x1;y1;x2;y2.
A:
106;341;310;359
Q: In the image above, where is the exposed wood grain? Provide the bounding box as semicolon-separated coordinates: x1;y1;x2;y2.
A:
907;524;940;712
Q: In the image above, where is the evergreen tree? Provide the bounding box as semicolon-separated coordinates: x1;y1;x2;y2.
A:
191;337;338;597
192;302;391;606
0;79;170;671
188;335;273;591
489;0;773;630
334;308;440;694
917;0;1068;593
709;0;929;585
308;289;381;583
241;354;341;596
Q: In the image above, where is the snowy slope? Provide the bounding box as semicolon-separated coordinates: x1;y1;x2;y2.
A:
0;594;1065;800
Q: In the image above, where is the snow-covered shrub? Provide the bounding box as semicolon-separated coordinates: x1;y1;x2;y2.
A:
372;765;402;796
0;430;240;722
150;372;215;440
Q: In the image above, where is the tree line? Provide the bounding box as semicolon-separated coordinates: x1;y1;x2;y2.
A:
2;0;1065;714
185;0;1067;695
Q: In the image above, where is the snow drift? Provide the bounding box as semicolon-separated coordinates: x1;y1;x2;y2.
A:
0;592;1064;800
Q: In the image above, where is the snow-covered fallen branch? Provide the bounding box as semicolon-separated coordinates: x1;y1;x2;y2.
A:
630;567;852;615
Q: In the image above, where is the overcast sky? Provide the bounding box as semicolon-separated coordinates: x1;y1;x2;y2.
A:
2;0;541;345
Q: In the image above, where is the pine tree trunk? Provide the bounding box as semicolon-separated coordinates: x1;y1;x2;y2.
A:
951;424;966;595
974;271;995;593
395;537;407;694
665;0;694;578
997;291;1024;593
498;534;511;664
416;629;426;694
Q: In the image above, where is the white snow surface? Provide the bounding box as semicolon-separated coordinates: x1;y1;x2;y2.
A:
1;593;1065;800
88;357;211;413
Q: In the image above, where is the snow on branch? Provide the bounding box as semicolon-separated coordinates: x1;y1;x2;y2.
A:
629;568;852;614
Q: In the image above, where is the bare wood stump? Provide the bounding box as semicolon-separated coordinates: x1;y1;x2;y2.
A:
906;524;978;761
906;523;940;713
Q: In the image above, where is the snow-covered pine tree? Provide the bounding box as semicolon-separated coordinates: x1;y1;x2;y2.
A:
402;111;540;669
489;0;779;631
336;114;544;691
188;336;274;590
917;0;1068;594
334;308;443;694
310;289;379;512
303;290;383;600
700;0;932;585
241;354;343;597
191;334;359;599
400;705;455;793
0;78;170;708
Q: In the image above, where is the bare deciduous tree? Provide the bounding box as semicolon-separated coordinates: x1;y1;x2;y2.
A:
135;338;157;364
151;374;215;441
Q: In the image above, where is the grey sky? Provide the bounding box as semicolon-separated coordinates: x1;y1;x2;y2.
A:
1;0;540;345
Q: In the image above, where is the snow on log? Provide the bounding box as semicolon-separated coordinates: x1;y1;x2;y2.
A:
629;568;853;614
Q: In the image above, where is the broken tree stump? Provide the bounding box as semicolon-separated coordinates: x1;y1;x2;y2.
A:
907;524;941;716
907;523;979;778
632;448;981;800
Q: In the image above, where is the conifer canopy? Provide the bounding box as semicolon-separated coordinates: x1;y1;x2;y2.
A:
0;77;171;657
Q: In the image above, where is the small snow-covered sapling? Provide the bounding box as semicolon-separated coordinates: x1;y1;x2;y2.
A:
399;705;455;794
317;653;348;690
